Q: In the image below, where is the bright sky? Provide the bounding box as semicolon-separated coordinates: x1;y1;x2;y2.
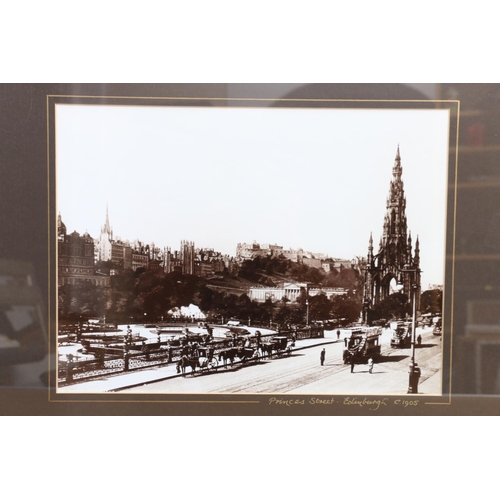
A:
56;104;450;289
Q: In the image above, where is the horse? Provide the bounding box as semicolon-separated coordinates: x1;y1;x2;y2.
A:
236;347;260;364
176;355;198;376
218;348;238;368
343;349;358;365
260;341;278;359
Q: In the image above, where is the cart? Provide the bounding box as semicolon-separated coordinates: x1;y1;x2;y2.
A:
196;346;219;372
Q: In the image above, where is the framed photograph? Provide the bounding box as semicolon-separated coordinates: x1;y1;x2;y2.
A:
11;83;500;414
44;88;457;414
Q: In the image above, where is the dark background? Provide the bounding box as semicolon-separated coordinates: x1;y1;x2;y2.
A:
2;83;500;415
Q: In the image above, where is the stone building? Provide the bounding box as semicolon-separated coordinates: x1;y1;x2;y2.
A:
111;240;133;268
362;147;421;323
132;251;149;271
96;204;114;262
57;214;109;287
248;282;346;303
194;248;226;277
180;240;195;275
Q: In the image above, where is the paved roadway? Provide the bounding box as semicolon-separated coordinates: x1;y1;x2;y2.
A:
115;326;441;396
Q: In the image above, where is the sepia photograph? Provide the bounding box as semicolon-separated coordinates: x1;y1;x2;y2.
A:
53;99;451;400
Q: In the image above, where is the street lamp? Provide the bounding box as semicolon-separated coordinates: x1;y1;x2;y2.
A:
303;282;311;327
398;265;421;394
407;282;419;393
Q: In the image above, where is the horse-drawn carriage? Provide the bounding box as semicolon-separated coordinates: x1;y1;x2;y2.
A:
177;334;294;376
176;346;219;376
218;345;260;368
273;336;292;357
260;336;292;358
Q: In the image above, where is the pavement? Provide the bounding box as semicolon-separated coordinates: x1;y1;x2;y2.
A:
57;327;442;395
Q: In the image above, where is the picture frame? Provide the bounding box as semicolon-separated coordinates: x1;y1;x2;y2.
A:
2;83;500;415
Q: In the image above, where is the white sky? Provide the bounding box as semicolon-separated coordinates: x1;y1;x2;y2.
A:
56;103;450;290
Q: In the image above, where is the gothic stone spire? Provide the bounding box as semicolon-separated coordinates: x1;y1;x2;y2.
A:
102;203;113;237
384;146;408;249
363;146;421;322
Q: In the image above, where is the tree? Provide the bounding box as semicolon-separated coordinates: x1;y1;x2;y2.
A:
198;285;215;312
420;289;443;315
371;293;411;322
309;293;332;321
280;295;290;307
305;267;325;285
323;269;340;287
331;294;362;325
58;281;106;319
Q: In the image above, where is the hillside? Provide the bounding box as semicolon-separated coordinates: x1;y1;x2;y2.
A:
204;272;289;297
58;255;364;325
204;254;361;297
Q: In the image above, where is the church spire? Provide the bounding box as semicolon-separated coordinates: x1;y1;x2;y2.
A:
102;203;112;236
106;203;110;229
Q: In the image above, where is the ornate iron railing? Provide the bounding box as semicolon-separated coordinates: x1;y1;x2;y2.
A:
57;326;323;386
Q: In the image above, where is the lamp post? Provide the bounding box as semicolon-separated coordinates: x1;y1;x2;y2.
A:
304;282;311;327
407;282;420;393
399;265;421;394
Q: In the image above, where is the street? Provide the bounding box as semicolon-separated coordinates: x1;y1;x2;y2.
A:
118;326;441;395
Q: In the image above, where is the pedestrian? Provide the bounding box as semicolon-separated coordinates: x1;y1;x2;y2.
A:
350;356;355;373
368;357;374;374
320;348;326;366
417;334;422;346
337;329;341;340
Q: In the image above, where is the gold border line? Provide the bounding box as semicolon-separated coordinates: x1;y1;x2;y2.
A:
47;95;52;396
47;95;456;407
450;254;500;261
426;100;459;406
47;95;458;104
50;399;261;404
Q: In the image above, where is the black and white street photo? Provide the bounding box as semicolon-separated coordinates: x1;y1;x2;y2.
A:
55;101;449;396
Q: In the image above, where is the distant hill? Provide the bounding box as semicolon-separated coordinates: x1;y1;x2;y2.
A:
204;272;285;297
204;254;360;297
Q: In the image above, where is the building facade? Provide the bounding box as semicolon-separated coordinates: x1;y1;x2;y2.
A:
249;283;346;303
57;214;110;287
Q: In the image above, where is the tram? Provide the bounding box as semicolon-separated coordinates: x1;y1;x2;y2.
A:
343;326;382;363
390;320;412;348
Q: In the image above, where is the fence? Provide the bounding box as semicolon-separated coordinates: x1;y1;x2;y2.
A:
277;325;324;340
58;325;324;386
